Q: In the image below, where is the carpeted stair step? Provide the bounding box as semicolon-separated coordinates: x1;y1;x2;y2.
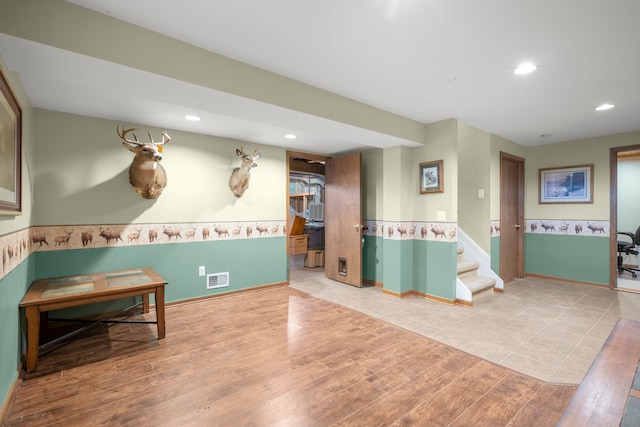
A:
457;245;498;297
457;260;479;280
462;275;496;294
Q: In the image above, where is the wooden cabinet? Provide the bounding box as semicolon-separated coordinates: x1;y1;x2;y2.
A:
288;234;308;256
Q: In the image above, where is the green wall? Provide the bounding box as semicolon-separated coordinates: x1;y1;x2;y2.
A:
418;240;458;300
491;236;500;275
370;237;456;300
0;261;35;413
35;238;287;304
525;234;609;284
382;239;414;295
362;235;382;284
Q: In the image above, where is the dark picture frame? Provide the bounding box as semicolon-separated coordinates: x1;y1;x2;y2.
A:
0;67;22;214
419;160;443;194
539;164;593;204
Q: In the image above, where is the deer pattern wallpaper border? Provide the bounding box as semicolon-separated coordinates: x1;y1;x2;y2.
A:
525;219;609;236
363;220;458;241
0;221;287;280
0;218;611;281
490;220;611;238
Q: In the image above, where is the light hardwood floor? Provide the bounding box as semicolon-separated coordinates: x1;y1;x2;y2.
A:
4;275;581;426
292;267;640;385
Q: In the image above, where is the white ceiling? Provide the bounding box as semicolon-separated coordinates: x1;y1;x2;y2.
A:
2;0;639;154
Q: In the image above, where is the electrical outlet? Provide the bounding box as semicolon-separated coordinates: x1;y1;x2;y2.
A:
198;266;205;277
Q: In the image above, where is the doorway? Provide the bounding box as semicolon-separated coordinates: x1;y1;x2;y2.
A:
287;151;329;278
499;152;525;282
610;145;640;291
286;151;363;287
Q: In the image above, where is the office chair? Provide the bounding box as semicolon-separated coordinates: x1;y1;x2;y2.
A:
617;225;640;278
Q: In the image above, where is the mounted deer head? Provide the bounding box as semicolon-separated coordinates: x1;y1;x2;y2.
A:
117;126;171;199
229;145;260;198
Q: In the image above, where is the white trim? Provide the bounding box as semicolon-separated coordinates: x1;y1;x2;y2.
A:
457;228;504;290
456;278;472;302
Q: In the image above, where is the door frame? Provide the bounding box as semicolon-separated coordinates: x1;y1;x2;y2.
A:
499;151;525;281
609;144;640;289
286;150;330;255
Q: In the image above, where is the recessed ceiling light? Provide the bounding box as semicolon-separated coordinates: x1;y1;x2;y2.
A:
185;115;200;121
284;134;297;139
594;103;615;111
514;63;537;75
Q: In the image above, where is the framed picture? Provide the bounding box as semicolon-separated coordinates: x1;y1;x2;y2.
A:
419;160;443;194
0;68;22;214
539;164;593;204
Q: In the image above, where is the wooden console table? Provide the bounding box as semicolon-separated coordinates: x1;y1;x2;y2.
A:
19;268;167;372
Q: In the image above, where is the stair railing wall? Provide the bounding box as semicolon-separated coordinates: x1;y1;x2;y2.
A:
457;228;504;290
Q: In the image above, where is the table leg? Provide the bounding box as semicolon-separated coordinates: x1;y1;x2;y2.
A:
155;286;165;339
142;293;150;314
24;306;41;372
40;311;49;335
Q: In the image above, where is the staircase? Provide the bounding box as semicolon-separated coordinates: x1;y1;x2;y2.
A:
457;246;496;295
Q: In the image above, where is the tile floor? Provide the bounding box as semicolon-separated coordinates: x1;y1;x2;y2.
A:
618;276;640;292
290;267;640;385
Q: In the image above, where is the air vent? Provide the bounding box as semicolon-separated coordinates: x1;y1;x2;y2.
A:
206;272;229;289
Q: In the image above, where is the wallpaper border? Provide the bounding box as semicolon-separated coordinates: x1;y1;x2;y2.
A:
0;220;286;280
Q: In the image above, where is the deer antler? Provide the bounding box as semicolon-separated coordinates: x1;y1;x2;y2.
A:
147;130;171;146
117;126;141;147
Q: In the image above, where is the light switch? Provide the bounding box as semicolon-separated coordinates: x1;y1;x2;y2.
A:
436;211;446;221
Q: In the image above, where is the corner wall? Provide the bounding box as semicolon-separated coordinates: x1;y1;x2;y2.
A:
362;120;459;301
524;131;640;284
0;58;35;416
